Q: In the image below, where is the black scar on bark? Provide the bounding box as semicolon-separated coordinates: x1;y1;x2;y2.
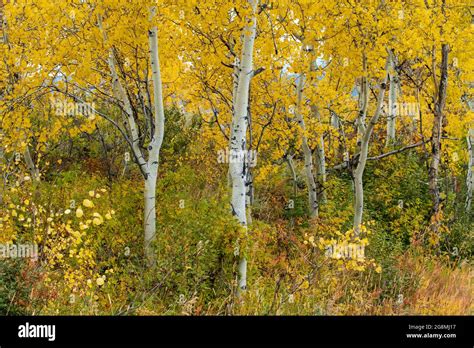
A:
230;204;237;216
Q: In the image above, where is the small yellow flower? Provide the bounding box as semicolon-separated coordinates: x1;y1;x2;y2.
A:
88;191;95;197
83;199;94;208
92;217;102;226
96;277;105;286
375;265;382;274
76;208;84;218
65;209;71;215
105;213;112;220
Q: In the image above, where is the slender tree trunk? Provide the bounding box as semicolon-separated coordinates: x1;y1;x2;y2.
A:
287;154;298;197
144;172;157;263
353;55;391;235
357;53;369;141
330;109;344;158
230;0;258;294
465;129;474;212
227;56;241;189
98;12;165;266
145;14;166;266
353;171;364;232
313;105;327;204
246;103;254;226
412;87;421;136
387;51;398;145
24;146;40;181
331;110;340;129
316;136;326;203
295;74;318;217
429;44;449;232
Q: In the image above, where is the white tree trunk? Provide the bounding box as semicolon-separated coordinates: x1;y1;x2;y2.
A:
313;105;326;203
357;54;369;141
331;111;340;129
227;57;241;189
145;13;166;266
386;51;398;145
353;55;391;235
230;0;258;294
429;44;449;231
232;57;241;109
317;135;326;203
296;74;318;217
466;129;474;212
353;170;364;233
287;154;298;197
144;173;157;264
98;12;165;266
24;146;40;182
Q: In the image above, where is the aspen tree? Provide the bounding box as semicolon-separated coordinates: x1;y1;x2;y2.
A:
230;0;258;293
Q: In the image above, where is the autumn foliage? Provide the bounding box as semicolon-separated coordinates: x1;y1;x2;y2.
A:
0;0;472;315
